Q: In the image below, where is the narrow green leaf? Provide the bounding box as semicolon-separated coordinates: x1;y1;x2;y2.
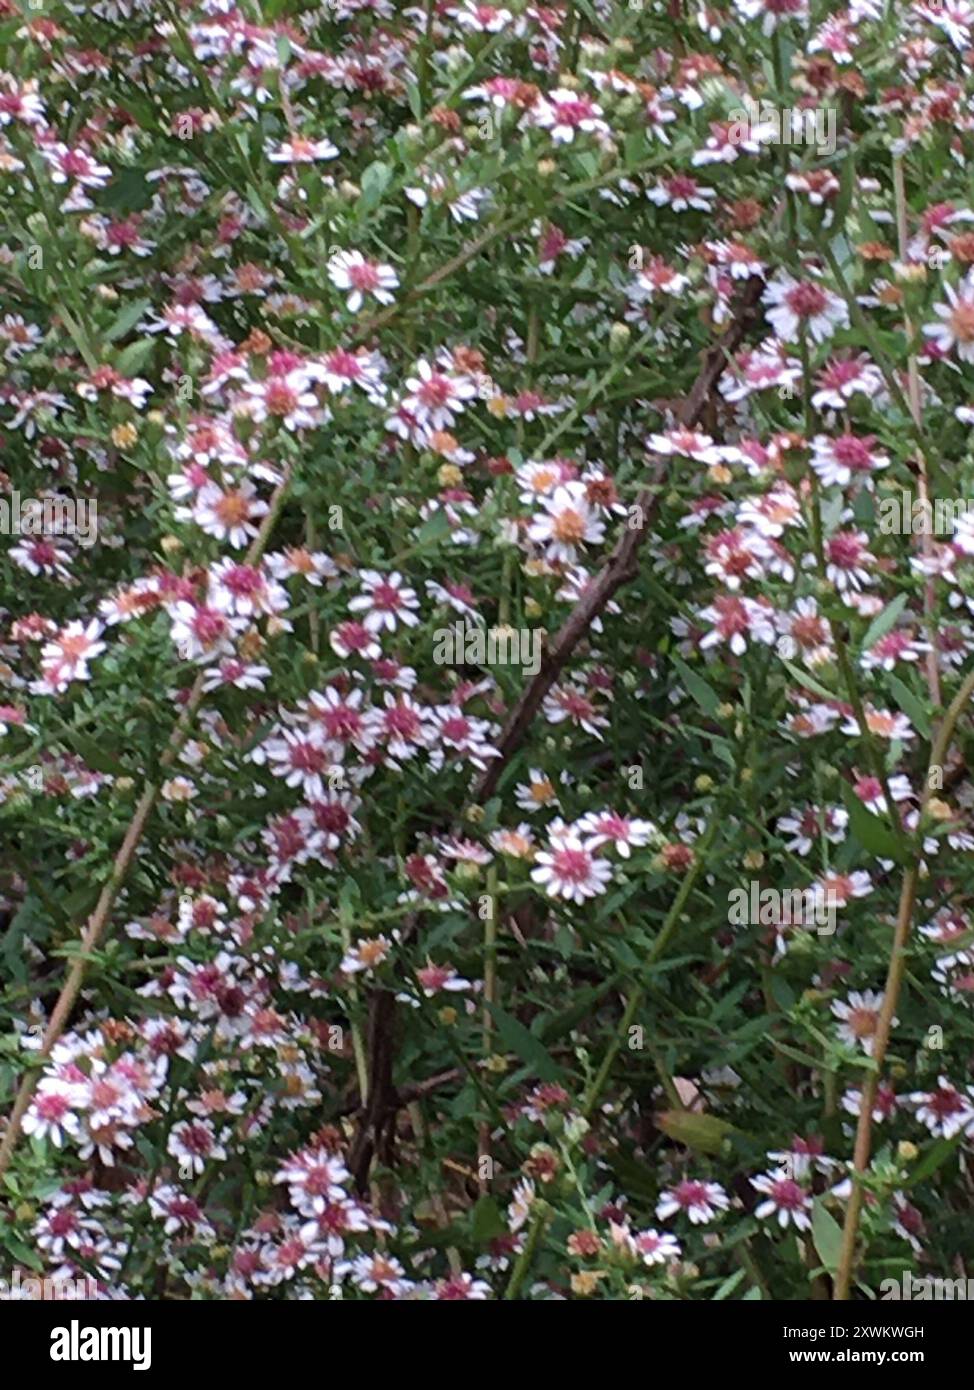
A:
781;659;836;703
906;1134;963;1187
483;1001;563;1081
671;654;721;716
358;160;392;214
655;1109;743;1154
471;1195;506;1244
886;674;932;738
2;1236;44;1272
840;782;904;862
61;729;128;778
415;507;452;549
862;594;908;652
104;298;151;343
713;1267;748;1301
811;1198;843;1274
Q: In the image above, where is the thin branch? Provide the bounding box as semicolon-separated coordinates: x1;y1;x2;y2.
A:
474;273;766;802
832;663;974;1299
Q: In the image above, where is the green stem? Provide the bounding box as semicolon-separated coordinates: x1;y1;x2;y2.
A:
582;815;719;1119
833;664;974;1299
504;1205;550;1300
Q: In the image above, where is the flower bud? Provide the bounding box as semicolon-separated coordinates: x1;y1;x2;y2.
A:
609;322;631;354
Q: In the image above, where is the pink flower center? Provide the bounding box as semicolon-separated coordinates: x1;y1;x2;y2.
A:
667;175;698;199
37;1092;72;1121
325;349;361;378
62;150;91;176
181;1124;212;1155
264;379;299;416
930;1087;965;1117
675;1180;709;1206
552;847;592;883
335;622;371;652
769;1178;805;1209
553;98;592;125
192;608;227;644
223;564;263;596
827;533;863;566
348;261;380;291
49;1209;78;1236
831;435;873;470
418;374;453;408
90;1079;120;1111
385;704;420;738
289;741;326;773
372;582;402;611
440;715;471;742
313;802;350;834
318;704;362;740
786;281;828;317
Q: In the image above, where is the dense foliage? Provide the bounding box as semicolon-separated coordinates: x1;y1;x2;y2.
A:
2;0;974;1302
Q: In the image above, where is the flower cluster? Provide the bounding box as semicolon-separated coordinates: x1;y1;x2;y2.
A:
2;0;974;1304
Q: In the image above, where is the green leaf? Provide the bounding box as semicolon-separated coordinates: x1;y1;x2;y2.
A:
62;884;101;921
99;166;152;213
832;145;855;232
539;979;616;1042
471;1195;506;1244
246;184;269;221
906;1134;963;1187
712;1267;748;1301
811;1198;843;1274
853;490;876;527
2;1235;44;1272
104;298;151;343
829;232;853;269
577;150;599;179
2;893;52;980
670;654;720;716
60;729;128;778
771;1039;838;1070
768;974;796;1011
414;507;452;549
606;1152;658;1199
483;1001;563;1081
886;674;932;738
358;160;392;214
780;659;836;703
861;593;908;652
338;878;361;923
820;490;844;535
113;338;155;376
655;1109;742;1155
840;782;904;862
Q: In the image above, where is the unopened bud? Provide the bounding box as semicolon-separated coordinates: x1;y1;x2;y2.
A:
609;322;631;354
